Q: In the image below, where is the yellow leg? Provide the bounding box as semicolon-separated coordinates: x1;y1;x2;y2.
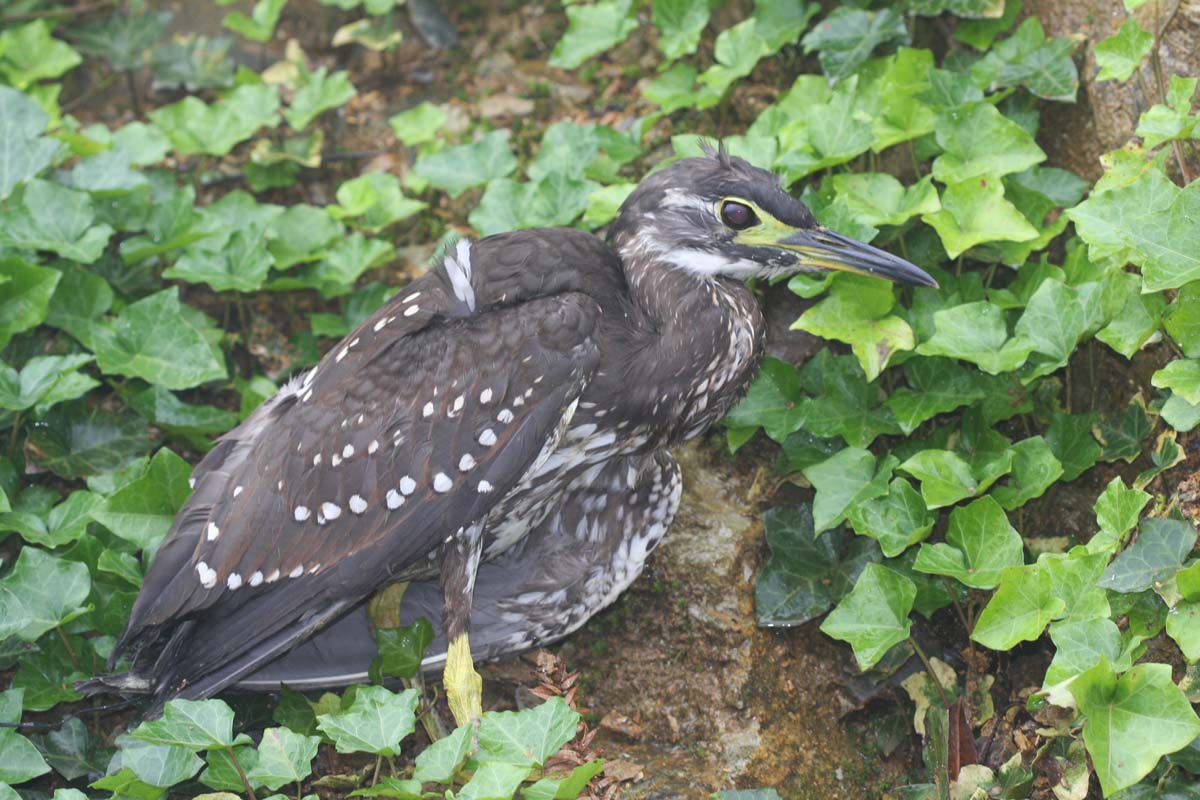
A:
444;633;482;726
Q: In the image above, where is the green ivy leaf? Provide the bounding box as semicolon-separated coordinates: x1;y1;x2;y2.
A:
1044;618;1123;687
582;182;636;229
652;0;713;60
819;563;915;670
1135;75;1198;148
548;0;637;69
793;273;914;381
724;357;805;443
92;288;227;390
1044;411;1101;482
1166;600;1200;661
801;7;909;82
1100;518;1197;593
1094;398;1153;462
388;101;447;146
469;175;599;237
899;447;1013;509
990;436;1063;509
885;357;986;435
316;686;419;756
1040;549;1111;623
968;17;1077;100
131;698;236;750
923;177;1040;258
846;478;936;557
116;734;204;788
932;102;1045;184
1164;281;1200;357
1095;272;1165;358
912;495;1023;588
755;504;881;626
245;727;319;791
330;172;425;233
954;0;1020;48
285;67;356;130
412;724;471;784
1068;169;1200;292
92;447;193;551
123;384;239;438
0;180;114;263
0;21;82;89
224;0;288;43
68;8;171;72
916;300;1035;374
458;761;533;800
796;351;900;447
1094;17;1153;82
0;548;91;642
0;689;51;784
30;716;111;781
803;448;894;534
413;131;517;197
371;618;434;681
1013;279;1088;366
476;697;579;767
521;759;605;800
149;83;281;156
266;204;344;270
201;745;261;792
0;86;61;200
26;404;150;479
1152;359;1200;405
0;354;96;412
1070;659;1200;795
972;563;1064;649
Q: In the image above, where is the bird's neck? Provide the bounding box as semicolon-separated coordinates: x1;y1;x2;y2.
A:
603;238;766;443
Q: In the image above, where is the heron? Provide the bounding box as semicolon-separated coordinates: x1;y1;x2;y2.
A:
93;145;936;725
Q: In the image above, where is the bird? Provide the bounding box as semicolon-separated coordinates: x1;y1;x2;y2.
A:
90;144;936;725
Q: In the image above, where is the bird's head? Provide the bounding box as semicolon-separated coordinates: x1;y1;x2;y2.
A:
611;144;937;288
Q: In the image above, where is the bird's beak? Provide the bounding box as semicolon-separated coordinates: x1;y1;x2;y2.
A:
775;227;938;288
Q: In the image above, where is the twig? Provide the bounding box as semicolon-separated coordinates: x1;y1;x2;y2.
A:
1149;4;1193;183
941;578;971;634
226;745;259;800
56;625;81;672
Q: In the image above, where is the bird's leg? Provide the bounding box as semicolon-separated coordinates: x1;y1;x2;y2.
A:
439;524;484;727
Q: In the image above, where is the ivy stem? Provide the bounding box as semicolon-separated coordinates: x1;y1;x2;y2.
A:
55;625;81;672
909;637;950;708
372;756;382;786
8;411;21;458
1148;4;1193;183
942;578;972;634
225;745;258;800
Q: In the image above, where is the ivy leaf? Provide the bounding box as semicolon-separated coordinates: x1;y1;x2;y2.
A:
388;101;447;146
0;354;95;412
0;180;114;264
166;229;274;293
1135;75;1199;148
1013;279;1088;365
755;504;881;626
922;177;1040;258
932;102;1045;184
801;7;909;82
819;563;915;670
266;204;344;270
131;698;236;750
469;175;599;237
968;17;1077;100
0;689;51;784
458;761;533;800
0;86;61;200
0;20;82;89
412;724;471;784
652;0;713;60
548;0;637;69
1044;411;1101;482
370;618;434;681
224;0;288;43
796;351;899;447
26;404;150;479
802;448;893;534
696;19;769;98
1094;17;1153;82
583;182;636;229
1100;518;1197;593
1044;618;1123;687
793;273;914;381
990;436;1063;509
476;697;579;767
201;745;261;792
1152;359;1200;405
1070;659;1200;796
1068;170;1200;292
31;716;111;781
1040;549;1111;623
92;288;227;390
285;67;356;130
885;357;986;435
1161;393;1200;433
522;760;605;800
1164;281;1200;357
316;686;419;756
916;300;1035;374
830;173;941;229
149;83;281;156
1096;272;1165;358
273;233;394;298
67;8;171;72
330;172;426;233
91;447;193;551
1166;600;1200;661
123;384;239;438
845;478;936;557
1094;398;1153;462
245;727;319;791
972;563;1064;650
912;496;1023;588
0;258;59;351
412;131;517;197
0;547;91;641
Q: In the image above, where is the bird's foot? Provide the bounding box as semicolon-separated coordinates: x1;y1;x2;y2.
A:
444;633;483;727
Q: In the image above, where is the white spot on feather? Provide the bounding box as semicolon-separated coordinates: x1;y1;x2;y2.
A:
196;562;217;588
433;473;452;492
480;388;493;404
459;454;476;471
400;476;416;495
478;480;494;493
403;291;420;303
266;569;281;583
479;429;497;446
342;444;355;459
233;485;243;497
206;522;220;541
350;494;368;514
386;489;404;509
498;409;514;423
368;440;379;454
289;565;304;578
423;402;434;417
404;305;419;317
249;571;263;587
321;502;342;521
227;573;243;590
294;505;311;522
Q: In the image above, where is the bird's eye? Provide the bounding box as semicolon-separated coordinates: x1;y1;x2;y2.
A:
720;201;758;230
